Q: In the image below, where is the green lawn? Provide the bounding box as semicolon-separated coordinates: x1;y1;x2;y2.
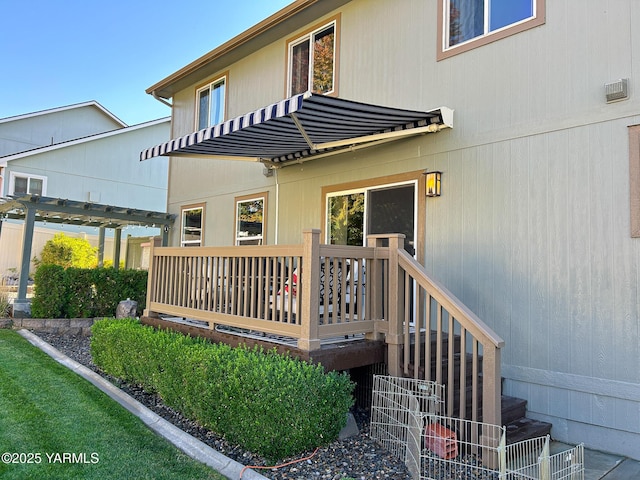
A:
0;330;225;480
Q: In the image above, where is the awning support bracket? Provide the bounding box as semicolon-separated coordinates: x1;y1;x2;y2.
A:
290;112;317;151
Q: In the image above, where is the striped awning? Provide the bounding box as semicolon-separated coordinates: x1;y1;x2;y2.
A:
141;92;453;165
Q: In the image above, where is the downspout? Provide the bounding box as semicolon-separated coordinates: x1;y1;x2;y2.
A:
274;168;279;245
151;91;172;108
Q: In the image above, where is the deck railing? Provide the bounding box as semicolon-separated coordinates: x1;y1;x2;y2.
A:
144;229;504;425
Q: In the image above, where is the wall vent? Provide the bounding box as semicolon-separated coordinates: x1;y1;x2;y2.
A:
605;78;628;103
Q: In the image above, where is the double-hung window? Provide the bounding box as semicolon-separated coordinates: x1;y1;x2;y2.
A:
181;204;204;247
287;17;339;96
9;171;46;196
235;194;267;246
196;75;227;130
439;0;544;59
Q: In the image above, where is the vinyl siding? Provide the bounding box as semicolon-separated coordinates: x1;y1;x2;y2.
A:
163;0;640;458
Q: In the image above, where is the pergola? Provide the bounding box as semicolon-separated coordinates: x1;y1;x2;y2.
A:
0;194;175;315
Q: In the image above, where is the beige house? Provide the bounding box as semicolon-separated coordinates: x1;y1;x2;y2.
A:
141;0;640;460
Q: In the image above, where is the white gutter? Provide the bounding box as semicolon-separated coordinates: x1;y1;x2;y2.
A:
152;91;173;108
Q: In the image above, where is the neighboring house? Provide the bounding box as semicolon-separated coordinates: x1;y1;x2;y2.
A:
0;102;170;275
141;0;640;459
0;101;126;160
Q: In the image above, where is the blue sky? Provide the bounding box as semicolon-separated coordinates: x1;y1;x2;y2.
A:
0;0;291;126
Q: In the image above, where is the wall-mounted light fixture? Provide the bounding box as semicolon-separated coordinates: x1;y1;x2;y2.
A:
425;171;442;197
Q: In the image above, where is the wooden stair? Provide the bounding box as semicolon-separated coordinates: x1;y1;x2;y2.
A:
501;395;552;444
405;334;552;444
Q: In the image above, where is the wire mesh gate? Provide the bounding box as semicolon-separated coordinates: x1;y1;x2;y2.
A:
370;375;584;480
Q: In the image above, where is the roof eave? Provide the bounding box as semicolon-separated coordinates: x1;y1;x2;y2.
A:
146;0;350;99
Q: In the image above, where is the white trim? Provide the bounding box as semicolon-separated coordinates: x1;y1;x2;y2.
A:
235;195;266;246
287;19;337;97
8;171;48;196
195;75;227;130
325;180;418;254
1;117;170;163
443;0;537;52
0;101;127;127
180;205;204;247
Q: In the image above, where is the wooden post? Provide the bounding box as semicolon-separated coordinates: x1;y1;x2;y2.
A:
366;235;383;323
365;234;385;342
142;237;159;318
480;344;502;469
386;234;405;377
481;345;502;427
298;229;321;351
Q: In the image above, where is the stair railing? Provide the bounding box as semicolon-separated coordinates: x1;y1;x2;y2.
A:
369;234;505;429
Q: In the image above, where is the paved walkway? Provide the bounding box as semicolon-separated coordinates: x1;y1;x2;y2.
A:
550;441;640;479
19;329;640;480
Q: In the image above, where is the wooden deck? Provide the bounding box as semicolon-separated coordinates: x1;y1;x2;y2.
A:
141;315;386;372
143;230;505;427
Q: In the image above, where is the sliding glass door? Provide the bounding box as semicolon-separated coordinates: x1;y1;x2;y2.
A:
326;181;416;255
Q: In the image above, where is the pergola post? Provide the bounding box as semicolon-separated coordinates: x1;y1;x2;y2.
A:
97;227;105;267
113;227;122;270
161;225;169;246
13;207;36;317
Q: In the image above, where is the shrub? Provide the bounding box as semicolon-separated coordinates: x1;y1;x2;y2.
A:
0;291;11;317
35;233;98;269
91;318;354;461
30;267;147;318
64;267;96;318
92;268;120;316
30;264;66;318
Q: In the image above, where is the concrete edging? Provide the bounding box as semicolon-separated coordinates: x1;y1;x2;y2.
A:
17;329;269;480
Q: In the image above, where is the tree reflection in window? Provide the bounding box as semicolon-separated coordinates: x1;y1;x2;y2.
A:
236;198;264;245
181;207;203;247
328;193;364;246
289;22;335;96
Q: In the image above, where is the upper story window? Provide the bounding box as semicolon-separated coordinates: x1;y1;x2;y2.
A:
9;171;46;196
438;0;544;60
196;75;227;130
181;204;204;247
235;193;267;246
287;16;339;97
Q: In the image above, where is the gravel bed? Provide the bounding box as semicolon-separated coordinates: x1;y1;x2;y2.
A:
31;330;412;480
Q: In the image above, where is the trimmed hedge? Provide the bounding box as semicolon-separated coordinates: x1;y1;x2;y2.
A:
31;267;147;319
90;318;354;461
